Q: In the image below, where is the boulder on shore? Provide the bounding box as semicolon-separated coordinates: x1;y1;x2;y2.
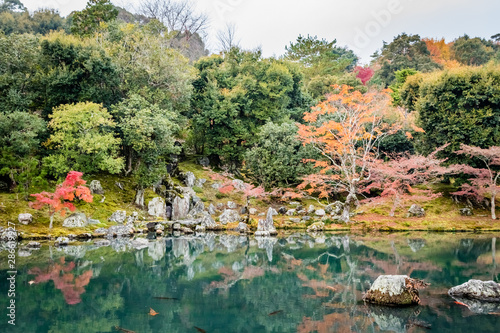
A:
18;213;33;225
407;204;425;217
363;275;429;306
63;213;88;228
448;280;500;302
255;207;277;236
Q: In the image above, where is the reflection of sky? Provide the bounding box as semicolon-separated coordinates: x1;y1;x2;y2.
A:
22;0;500;63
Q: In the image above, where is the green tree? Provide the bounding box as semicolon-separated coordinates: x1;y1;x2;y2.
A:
373;33;441;87
31;8;65;35
0;111;46;195
43;102;123;177
191;48;310;168
285;34;359;98
451;35;495;66
244;121;316;189
399;65;500;164
112;95;181;206
389;68;418;106
71;0;118;37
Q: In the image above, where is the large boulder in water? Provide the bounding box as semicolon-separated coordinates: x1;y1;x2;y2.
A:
364;275;428;306
255;208;277;236
448;280;500;302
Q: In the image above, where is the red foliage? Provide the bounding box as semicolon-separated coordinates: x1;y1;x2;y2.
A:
451;145;500;219
28;257;93;305
353;66;374;85
29;171;93;224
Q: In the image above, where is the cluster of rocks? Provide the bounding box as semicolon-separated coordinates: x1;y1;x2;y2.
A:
364;275;500;314
275;201;346;225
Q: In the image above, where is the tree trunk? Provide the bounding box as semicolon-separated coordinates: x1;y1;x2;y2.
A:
492;194;497;220
49;213;54;229
390;193;401;217
341;191;358;223
135;187;145;207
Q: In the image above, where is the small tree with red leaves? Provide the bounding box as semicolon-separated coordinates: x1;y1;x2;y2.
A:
30;171;93;229
364;146;454;216
354;66;374;85
452;145;500;220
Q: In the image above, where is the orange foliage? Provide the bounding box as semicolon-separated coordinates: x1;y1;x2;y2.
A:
423;38;461;69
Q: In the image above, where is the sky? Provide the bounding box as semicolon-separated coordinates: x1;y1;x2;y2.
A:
21;0;500;63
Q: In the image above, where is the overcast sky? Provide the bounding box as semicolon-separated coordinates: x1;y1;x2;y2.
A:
21;0;500;63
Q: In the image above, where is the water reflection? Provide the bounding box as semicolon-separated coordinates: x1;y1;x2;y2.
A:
0;232;499;333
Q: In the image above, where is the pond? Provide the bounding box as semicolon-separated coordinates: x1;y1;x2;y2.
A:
0;232;499;333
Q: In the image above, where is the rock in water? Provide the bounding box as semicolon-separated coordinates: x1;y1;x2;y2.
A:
255;208;277;236
109;210;127;224
448;280;500;302
364;275;428;306
89;180;104;195
407;204;425;217
63;213;88;228
148;197;166;218
18;213;33;225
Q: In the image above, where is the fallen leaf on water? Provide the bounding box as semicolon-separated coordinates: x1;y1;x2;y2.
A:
194;326;206;333
454;301;468;307
149;307;159;316
269;310;284;316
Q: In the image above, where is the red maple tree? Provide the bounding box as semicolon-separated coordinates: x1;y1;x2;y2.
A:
30;171;93;228
452;144;500;219
353;66;374;85
364;147;454;216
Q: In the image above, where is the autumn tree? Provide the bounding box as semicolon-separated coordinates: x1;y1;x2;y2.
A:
30;171;93;229
452;144;500;220
353;66;374;85
364;147;453;216
297;85;399;222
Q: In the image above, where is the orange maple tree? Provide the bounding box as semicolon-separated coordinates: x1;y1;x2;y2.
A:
423;38;461;68
30;171;93;228
297;85;399;222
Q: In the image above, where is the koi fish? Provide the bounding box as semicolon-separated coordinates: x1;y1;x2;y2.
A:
454;301;468;307
149;307;159;316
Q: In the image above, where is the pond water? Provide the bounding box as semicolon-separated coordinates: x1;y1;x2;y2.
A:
0;232;499;333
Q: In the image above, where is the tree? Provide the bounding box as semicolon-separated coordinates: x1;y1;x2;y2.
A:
216;22;240;52
244;121;317;189
451;35;495;66
373;33;441;86
112;94;181;206
43;102;124;177
364;147;452;216
0;0;25;13
0;112;46;195
297;85;399;222
353;66;374;85
191;48;310;168
452;144;500;220
399;65;500;163
423;38;460;68
30;171;93;229
139;0;208;39
71;0;118;37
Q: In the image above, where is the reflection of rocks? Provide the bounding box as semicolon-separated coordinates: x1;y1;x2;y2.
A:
407;239;426;253
364;275;425;306
366;305;425;333
448;280;500;302
450;296;500;314
62;245;87;258
131;238;149;250
148;240;166;261
256;236;278;262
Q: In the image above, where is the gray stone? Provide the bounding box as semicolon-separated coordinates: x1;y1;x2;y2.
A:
326;201;343;216
289;218;301;223
77;233;92;239
200;214;217;229
208;204;216;215
18;250;32;257
278;206;287;215
297;210;306;215
195;178;206;188
255;208;277;236
1;228;18;241
315;209;326;216
115;182;124;190
127;211;139;224
107;224;134;237
196;225;206;232
55;237;70;246
181;227;194;234
448;280;500;302
89;180;104;195
63;213;88;228
173;223;181;230
148;197;166;218
302;216;312;222
94;227;108;234
188;201;205;216
155;224;165;231
109;210;127;224
172;191;191;220
459;208;473;216
408;204;425;217
216;203;225;211
183;171;196;188
211;183;221;190
191;194;202;205
307;205;315;214
18;213;33;225
26;241;41;248
131;238;149;250
232;179;247;191
94;239;111;247
227;201;237;209
239;206;248;215
290;201;300;206
269;208;278;216
249;208;258;215
88;218;100;225
307;222;325;232
364;275;426;306
236;222;250;233
286;209;296;216
219;209;240;224
198;156;210;167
